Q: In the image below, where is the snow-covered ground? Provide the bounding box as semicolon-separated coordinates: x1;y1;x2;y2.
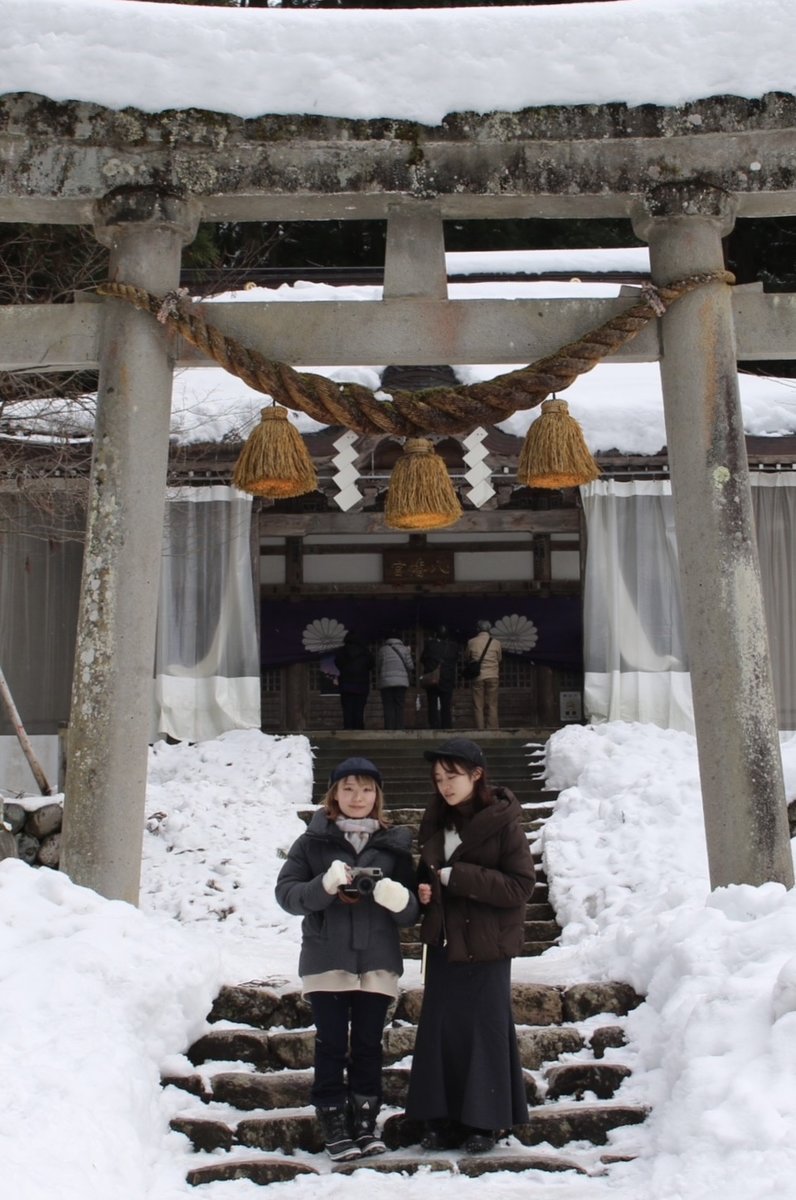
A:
3;722;796;1199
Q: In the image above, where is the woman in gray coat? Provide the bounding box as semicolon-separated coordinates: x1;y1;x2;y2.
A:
275;756;419;1162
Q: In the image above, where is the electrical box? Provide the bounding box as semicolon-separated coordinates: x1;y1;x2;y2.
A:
559;690;582;723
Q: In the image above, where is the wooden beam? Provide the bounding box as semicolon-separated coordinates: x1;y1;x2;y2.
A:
257;510;579;536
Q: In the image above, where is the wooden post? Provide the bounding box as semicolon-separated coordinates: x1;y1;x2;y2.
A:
0;665;55;796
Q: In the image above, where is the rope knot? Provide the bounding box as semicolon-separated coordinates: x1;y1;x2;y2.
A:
156;287;191;325
640;285;668;318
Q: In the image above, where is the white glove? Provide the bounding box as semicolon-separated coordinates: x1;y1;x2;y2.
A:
438;867;452;887
322;860;350;895
373;878;410;913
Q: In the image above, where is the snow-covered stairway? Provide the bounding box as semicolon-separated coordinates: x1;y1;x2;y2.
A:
304;731;563;958
164;978;648;1187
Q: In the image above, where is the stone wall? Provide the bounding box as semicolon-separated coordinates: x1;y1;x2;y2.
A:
1;800;62;868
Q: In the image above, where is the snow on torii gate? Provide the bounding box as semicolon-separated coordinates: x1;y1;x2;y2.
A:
1;91;795;904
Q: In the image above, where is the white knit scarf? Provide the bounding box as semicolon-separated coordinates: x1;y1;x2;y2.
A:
336;816;380;854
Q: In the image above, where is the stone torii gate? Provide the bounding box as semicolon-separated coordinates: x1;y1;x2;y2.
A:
1;92;795;904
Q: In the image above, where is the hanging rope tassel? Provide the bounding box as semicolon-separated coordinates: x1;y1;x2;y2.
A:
232;405;318;498
385;438;463;530
517;397;601;489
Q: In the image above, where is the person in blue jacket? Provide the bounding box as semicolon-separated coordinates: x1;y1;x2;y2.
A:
275;756;419;1162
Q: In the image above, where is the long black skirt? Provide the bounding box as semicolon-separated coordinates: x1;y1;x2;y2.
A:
404;947;528;1131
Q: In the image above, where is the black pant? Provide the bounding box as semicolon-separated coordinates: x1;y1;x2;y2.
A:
308;990;392;1107
426;686;453;729
380;686;407;730
340;691;367;730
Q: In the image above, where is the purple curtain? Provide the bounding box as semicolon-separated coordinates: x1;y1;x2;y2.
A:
260;595;581;669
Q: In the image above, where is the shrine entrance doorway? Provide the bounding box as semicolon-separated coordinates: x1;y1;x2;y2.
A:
257;495;583;734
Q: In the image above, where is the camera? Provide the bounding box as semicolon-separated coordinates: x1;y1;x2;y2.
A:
340;867;383;898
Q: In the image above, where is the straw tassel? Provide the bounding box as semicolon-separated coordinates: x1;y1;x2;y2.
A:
517;397;601;489
232;405;318;498
385;438;463;531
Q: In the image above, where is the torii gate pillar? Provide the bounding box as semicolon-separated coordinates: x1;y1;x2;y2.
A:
60;192;199;904
634;191;793;890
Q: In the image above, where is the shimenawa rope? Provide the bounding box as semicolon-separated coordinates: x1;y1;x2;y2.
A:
96;270;734;437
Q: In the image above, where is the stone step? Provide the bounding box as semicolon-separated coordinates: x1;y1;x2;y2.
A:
310;765;548;784
398;918;560;946
167;976;645;1185
382;1104;648;1152
311;765;549;782
514;1104;649;1148
544;1062;632;1101
185;1156;319;1187
312;772;554;792
185;1007;630;1083
185;1024;419;1075
171;1108;596;1180
296;807;554;832
311;752;546;769
517;1025;586;1069
365;803;558;821
182;1149;590;1186
201;1063;545;1116
308;735;551;754
171;1115;234;1154
402;940;559;960
205;981;641;1032
333;1151;589;1177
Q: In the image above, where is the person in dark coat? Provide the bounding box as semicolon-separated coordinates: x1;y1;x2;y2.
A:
334;632;373;729
420;625;458;730
404;737;535;1155
275;756;419;1163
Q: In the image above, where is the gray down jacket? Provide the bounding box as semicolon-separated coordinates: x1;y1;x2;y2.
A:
376;639;414;687
275;810;419;978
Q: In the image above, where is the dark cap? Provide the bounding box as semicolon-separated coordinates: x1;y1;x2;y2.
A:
328;756;383;787
423;737;485;769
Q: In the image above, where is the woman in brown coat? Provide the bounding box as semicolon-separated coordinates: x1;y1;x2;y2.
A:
404;737;535;1154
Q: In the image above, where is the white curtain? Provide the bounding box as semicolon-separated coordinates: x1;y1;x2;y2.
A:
581;479;695;731
751;473;796;730
154;486;260;742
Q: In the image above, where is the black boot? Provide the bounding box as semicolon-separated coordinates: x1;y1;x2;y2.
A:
316;1105;360;1162
463;1127;496;1155
348;1094;386;1157
420;1121;444;1151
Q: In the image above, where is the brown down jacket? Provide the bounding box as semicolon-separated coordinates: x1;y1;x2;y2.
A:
416;787;536;963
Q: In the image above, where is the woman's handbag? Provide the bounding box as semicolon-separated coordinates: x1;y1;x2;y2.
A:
463;636;492;680
420;664;441;688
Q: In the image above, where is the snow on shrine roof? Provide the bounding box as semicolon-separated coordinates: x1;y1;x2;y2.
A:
4;0;796;125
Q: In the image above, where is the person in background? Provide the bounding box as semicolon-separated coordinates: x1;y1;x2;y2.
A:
404;737;535;1155
466;619;502;731
275;757;419;1162
420;625;458;729
334;631;373;730
375;631;414;730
